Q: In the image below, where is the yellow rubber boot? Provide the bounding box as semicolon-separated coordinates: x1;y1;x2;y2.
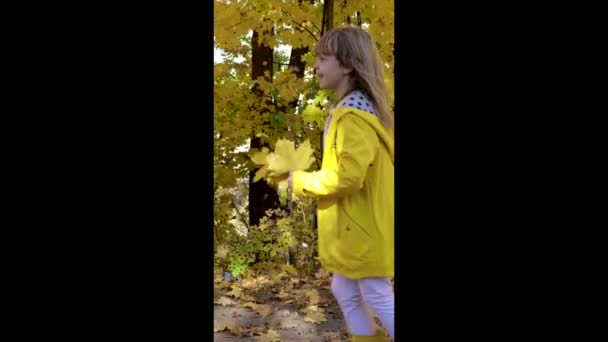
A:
351;332;387;342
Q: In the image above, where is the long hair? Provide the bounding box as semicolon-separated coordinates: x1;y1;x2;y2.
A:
315;26;394;129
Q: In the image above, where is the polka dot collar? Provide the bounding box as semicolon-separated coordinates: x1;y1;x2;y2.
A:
338;90;378;116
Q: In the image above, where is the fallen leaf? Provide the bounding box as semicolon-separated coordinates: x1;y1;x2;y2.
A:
241;278;256;288
243;302;258;310
272;271;288;282
304;289;321;304
277;309;291;317
304;305;323;313
213;320;228;332
227;323;242;335
254;304;274;317
214;296;236;307
281;264;298;276
304;310;327;324
215;245;228;259
214;320;244;335
226;286;243;298
256;276;270;286
240;293;256;301
255;328;281;342
314;268;329;279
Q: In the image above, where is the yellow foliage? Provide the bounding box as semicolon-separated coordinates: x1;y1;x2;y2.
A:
266;139;315;175
213;0;394;257
214;2;250;52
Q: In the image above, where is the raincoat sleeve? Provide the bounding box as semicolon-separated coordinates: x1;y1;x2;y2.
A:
292;114;378;198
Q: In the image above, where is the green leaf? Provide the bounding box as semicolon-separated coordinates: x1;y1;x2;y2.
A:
272;86;279;100
269;112;284;129
302;104;325;125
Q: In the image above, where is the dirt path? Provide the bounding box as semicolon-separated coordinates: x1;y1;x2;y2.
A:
214;285;349;341
213;267;391;341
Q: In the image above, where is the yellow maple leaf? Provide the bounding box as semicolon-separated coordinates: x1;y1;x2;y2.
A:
215;296;236;306
254;304;274;317
227;322;245;336
271;270;288;282
215;245;228;259
266;139;315;175
213;320;226;332
255;329;281;342
253;164;268;182
239;293;256;302
226;286;243;298
303;310;327;324
303;305;323;313
305;289;321;304
243;302;259;309
215;319;246;336
250;147;270;165
281;264;298;276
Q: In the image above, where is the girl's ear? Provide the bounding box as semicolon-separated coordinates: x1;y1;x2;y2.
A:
342;66;354;75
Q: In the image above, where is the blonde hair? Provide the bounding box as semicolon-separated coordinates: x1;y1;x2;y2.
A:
315;26;394;129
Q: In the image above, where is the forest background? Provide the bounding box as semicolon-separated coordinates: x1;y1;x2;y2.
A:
214;1;394;338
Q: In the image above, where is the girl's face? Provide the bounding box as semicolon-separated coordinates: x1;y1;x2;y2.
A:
313;54;352;90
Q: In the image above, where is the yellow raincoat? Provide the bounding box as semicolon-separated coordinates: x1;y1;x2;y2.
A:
292;100;394;279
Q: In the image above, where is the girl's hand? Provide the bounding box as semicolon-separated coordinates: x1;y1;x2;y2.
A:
265;170;289;188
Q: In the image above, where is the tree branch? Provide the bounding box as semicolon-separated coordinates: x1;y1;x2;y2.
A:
310;21;322;34
313;151;322;169
225;17;254;30
281;10;319;42
231;199;250;230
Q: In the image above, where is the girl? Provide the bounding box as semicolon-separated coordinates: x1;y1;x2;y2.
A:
272;26;395;341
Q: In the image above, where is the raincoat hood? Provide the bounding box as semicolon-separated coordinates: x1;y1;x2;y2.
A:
331;106;394;164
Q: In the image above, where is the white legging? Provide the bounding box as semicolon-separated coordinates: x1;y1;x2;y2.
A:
331;273;395;340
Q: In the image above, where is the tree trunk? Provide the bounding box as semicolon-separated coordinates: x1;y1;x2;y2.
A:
249;27;279;228
288;0;314;80
316;0;334;236
322;0;334;35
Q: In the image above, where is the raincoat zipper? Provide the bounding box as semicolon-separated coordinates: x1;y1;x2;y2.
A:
341;207;372;238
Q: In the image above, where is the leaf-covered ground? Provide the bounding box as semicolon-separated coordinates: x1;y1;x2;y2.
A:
213;264;390;341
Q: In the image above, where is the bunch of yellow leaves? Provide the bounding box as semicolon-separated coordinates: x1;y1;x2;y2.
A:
250;139;315;183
